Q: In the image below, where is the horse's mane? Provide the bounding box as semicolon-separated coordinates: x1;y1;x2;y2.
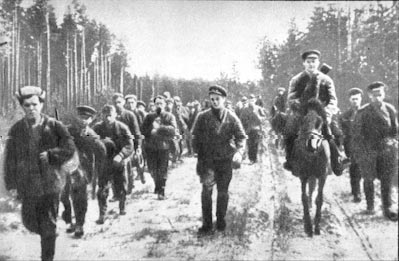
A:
303;98;326;120
300;98;325;135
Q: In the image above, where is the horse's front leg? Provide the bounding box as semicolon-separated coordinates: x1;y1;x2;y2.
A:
301;177;313;237
314;175;327;235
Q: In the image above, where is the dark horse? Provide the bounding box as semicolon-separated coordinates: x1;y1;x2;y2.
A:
291;98;331;237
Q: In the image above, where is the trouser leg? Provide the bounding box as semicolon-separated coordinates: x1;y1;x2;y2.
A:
363;179;375;211
38;194;59;261
60;177;72;224
215;160;233;230
71;183;88;227
113;165;127;213
350;161;361;197
201;184;213;228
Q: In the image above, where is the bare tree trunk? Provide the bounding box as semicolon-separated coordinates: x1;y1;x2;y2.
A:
337;8;342;72
347;6;352;60
74;32;78;106
66;34;70;110
46;10;51;103
120;65;124;93
108;56;111;90
38;38;42;88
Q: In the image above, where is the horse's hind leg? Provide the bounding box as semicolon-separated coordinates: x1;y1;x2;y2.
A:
314;175;327;235
308;176;316;210
301;177;313;237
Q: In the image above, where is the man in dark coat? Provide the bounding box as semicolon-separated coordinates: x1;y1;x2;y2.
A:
192;85;246;234
173;96;190;161
240;94;266;164
339;88;363;203
142;96;178;199
352;82;398;221
93;105;134;223
61;105;107;237
4;86;76;261
113;93;142;194
270;87;287;118
284;50;347;175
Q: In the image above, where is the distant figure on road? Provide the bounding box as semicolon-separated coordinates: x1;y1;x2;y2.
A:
4;86;76;261
352;82;398;221
192;85;246;234
239;94;266;164
142;96;178;200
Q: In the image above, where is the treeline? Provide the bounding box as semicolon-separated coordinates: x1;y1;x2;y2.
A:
0;0;256;117
257;2;398;110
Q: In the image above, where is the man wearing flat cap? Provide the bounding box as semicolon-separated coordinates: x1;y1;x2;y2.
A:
4;86;76;260
141;95;178;200
192;85;246;234
284;49;347;176
240;93;266;164
93;105;134;223
339;88;364;203
60;105;107;237
352;82;398;221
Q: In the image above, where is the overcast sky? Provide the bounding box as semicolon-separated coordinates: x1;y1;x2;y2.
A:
41;1;383;82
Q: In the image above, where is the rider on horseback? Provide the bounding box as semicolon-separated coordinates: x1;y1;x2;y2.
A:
283;50;349;175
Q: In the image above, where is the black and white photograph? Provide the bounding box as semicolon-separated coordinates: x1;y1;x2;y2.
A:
0;0;397;260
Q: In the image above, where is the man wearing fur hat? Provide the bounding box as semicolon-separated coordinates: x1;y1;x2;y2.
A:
339;88;364;203
4;86;76;261
352;82;398;221
192;85;246;234
284;50;348;176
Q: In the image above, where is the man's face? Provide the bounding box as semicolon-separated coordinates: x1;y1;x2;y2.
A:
155;98;166;111
368;87;385;104
249;98;256;105
113;97;125;111
166;101;173;111
125;98;137;111
209;93;226;109
22;95;43;120
103;110;117;125
349;93;362;108
303;58;320;73
78;115;93;126
278;90;284;96
137;104;145;112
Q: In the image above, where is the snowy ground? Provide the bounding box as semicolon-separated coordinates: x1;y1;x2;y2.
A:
0;133;398;261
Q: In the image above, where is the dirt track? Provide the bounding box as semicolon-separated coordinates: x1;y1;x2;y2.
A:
0;134;398;260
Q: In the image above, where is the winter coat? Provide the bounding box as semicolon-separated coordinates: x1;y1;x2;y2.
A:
92;120;134;159
288;70;338;116
142;111;178;151
4;115;76;199
239;104;266;133
192;108;246;175
116;109;142;149
339;107;358;156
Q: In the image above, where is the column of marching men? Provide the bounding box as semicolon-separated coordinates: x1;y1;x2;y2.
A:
3;49;398;261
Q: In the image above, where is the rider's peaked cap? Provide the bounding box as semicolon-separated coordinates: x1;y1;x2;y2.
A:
348;88;363;96
367;81;385;91
77;105;97;117
301;50;321;60
209;85;227;97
